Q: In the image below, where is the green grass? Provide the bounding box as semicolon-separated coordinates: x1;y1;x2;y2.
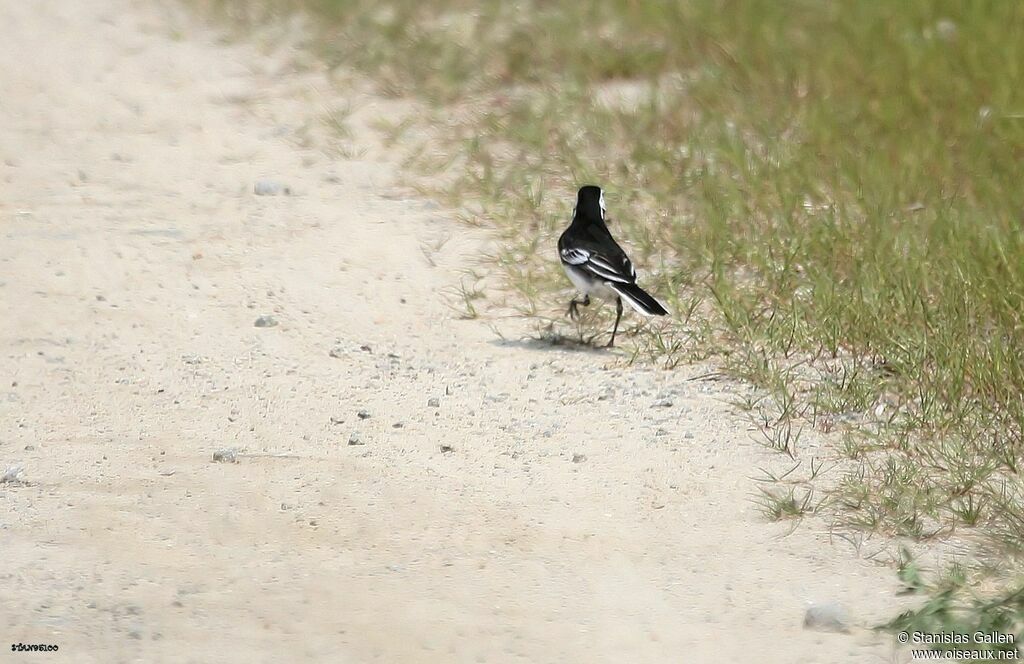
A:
884;551;1024;657
198;0;1024;645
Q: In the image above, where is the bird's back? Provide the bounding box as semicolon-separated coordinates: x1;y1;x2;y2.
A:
568;221;636;283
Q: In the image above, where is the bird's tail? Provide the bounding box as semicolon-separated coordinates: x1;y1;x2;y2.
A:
609;282;669;316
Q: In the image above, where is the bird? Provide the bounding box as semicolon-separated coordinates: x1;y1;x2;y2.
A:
557;185;668;346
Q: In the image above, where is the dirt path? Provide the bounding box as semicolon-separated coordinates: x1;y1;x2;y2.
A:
1;1;908;662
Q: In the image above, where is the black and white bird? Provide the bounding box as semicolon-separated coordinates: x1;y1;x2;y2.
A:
558;185;668;346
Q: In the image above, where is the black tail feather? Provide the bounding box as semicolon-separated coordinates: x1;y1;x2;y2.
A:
609;282;669;316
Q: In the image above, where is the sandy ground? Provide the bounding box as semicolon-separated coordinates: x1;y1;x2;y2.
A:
0;1;913;662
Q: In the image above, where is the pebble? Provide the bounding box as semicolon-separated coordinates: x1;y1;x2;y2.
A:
571;454;587;463
427;397;441;408
1;464;25;483
803;602;850;633
653;399;673;408
357;410;371;420
254;315;278;328
348;433;364;446
212;448;238;463
936;19;958;41
392;422;404;429
439;445;454;454
253;179;290;196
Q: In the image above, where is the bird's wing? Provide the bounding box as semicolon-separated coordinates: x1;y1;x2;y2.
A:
559;243;636;284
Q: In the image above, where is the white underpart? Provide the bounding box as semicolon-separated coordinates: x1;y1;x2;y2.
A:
562;262;617;301
599;191;606;219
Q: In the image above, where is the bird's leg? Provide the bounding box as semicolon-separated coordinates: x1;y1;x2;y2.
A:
607;296;623;347
567;294;591;321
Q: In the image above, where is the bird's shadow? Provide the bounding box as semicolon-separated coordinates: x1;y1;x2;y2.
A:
489;329;612;354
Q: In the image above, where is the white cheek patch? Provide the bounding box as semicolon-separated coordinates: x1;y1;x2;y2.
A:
599;191;606;218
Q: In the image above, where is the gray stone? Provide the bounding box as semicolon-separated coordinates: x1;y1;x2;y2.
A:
1;464;25;483
936;19;958;41
212;448;238;463
254;179;290;196
254;315;278;328
803;602;850;633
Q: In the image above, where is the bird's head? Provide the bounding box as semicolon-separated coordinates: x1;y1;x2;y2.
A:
574;185;606;223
